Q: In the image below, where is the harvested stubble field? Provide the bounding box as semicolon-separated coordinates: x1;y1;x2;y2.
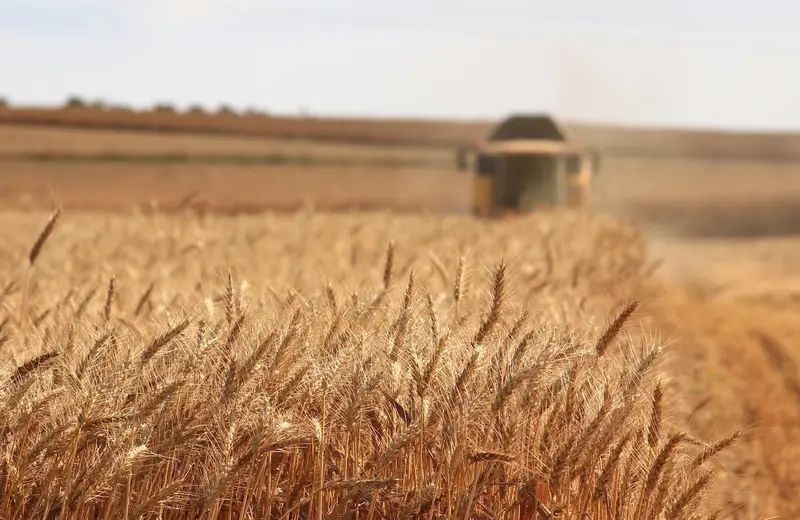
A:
0;208;750;520
6;107;800;161
0;125;455;167
4;121;800;238
0;123;464;214
5;145;800;239
0;108;491;148
0;162;472;214
593;156;800;238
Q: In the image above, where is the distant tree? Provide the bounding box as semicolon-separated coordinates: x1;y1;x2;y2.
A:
64;95;86;108
187;104;206;115
216;104;237;116
0;97;8;109
243;106;269;117
153;102;176;113
110;104;135;113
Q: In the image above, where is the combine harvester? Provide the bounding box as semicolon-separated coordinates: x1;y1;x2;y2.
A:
457;114;600;217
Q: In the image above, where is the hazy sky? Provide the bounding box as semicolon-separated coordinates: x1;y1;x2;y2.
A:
2;0;799;130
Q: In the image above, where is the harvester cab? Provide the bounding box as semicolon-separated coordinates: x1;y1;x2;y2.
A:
456;115;600;217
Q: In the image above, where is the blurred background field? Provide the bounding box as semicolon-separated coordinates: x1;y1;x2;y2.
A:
3;106;800;238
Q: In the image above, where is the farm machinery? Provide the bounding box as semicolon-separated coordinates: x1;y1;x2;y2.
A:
456;115;600;217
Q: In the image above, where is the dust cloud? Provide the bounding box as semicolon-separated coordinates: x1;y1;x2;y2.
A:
548;39;800;228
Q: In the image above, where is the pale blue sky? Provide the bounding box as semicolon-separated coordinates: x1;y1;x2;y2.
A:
1;0;799;130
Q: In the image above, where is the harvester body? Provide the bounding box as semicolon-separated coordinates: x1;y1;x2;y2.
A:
457;115;599;217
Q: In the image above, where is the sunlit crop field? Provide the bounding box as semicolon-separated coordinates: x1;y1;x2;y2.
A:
2;110;800;519
0;208;743;520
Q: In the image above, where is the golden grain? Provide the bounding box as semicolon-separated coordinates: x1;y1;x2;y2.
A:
0;209;735;519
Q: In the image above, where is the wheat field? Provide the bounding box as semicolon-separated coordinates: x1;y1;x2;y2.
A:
0;108;490;148
0;207;740;519
0;125;454;165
